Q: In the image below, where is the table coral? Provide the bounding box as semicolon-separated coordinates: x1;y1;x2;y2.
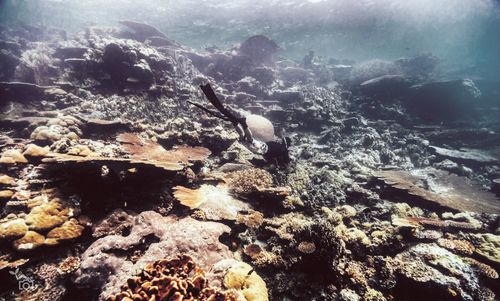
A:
173;184;251;221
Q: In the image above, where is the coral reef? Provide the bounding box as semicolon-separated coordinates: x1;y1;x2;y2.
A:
0;21;498;301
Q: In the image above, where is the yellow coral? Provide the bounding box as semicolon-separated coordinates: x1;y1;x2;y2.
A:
0;190;14;199
0;149;28;164
45;218;84;245
25;198;71;231
23;144;49;157
223;261;269;301
0;218;28;239
364;288;387;301
67;145;95;157
0;174;15;185
13;231;45;251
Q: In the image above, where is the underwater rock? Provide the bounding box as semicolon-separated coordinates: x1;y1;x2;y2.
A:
394;53;439;79
239;35;279;65
359;74;412;97
75;211;232;300
493;179;500;195
393;243;491;301
405;79;482;121
279;66;310;84
349;59;401;85
0;47;20;81
54;46;89;59
92;209;135;238
118;20;167;41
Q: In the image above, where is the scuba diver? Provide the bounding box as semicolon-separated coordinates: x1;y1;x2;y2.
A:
188;83;290;165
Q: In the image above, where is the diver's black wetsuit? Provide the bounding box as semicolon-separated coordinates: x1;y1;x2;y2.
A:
190;83;290;164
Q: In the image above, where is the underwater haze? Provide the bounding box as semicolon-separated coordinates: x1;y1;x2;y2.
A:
1;0;500;78
1;1;500;301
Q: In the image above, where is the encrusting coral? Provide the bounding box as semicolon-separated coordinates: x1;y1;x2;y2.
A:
75;211;233;300
223;260;269;301
107;254;241;301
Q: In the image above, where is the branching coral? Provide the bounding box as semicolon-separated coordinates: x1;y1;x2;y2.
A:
107;255;240;301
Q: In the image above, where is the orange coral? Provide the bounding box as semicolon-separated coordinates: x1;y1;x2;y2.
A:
236;210;264;229
297;241;316;254
464;258;499;279
437;238;475;255
223;168;273;194
244;244;264;260
0;255;29;270
117;133;210;164
107;254;240;301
